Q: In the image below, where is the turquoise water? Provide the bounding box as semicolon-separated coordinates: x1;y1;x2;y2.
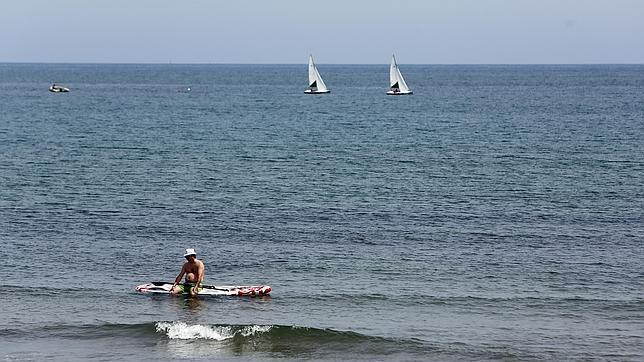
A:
0;63;642;361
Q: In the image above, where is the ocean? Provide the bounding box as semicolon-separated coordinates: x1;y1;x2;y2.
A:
0;63;642;361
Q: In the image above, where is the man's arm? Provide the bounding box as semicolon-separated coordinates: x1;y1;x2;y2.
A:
172;264;186;290
192;262;205;295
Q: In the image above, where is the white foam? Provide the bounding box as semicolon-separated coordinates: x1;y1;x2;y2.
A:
155;322;231;340
239;325;273;337
155;322;272;340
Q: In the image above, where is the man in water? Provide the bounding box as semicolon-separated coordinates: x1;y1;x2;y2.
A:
170;248;205;297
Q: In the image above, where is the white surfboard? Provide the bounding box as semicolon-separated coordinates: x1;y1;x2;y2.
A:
136;282;272;296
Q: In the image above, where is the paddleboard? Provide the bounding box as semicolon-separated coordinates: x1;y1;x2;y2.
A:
136;282;271;296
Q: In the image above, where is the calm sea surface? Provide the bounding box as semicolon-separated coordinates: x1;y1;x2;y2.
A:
0;63;642;361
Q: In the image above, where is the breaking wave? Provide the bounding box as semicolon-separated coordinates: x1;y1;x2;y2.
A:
155;321;272;340
149;321;430;358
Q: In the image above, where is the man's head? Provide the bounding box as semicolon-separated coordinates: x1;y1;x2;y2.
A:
184;248;197;260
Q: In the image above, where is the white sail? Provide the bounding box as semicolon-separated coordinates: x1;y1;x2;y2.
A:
387;54;413;95
305;55;330;94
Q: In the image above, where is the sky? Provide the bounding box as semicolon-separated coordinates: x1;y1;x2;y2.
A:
1;0;643;64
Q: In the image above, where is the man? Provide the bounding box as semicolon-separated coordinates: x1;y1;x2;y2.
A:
170;248;205;297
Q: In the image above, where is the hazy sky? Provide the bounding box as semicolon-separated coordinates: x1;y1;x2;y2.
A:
2;0;643;64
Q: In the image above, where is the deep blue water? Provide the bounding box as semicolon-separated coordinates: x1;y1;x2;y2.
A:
0;63;642;361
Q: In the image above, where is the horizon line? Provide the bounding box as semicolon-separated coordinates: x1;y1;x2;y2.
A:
1;61;643;66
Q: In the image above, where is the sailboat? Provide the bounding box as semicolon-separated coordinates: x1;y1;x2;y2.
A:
386;54;413;95
304;55;330;94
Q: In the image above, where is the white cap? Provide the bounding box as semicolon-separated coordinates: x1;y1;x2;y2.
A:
184;248;196;257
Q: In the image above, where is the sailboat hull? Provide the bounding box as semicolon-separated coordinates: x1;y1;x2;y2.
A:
304;89;331;94
386;90;413;95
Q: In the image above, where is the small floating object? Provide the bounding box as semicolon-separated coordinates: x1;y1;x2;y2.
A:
49;83;70;93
